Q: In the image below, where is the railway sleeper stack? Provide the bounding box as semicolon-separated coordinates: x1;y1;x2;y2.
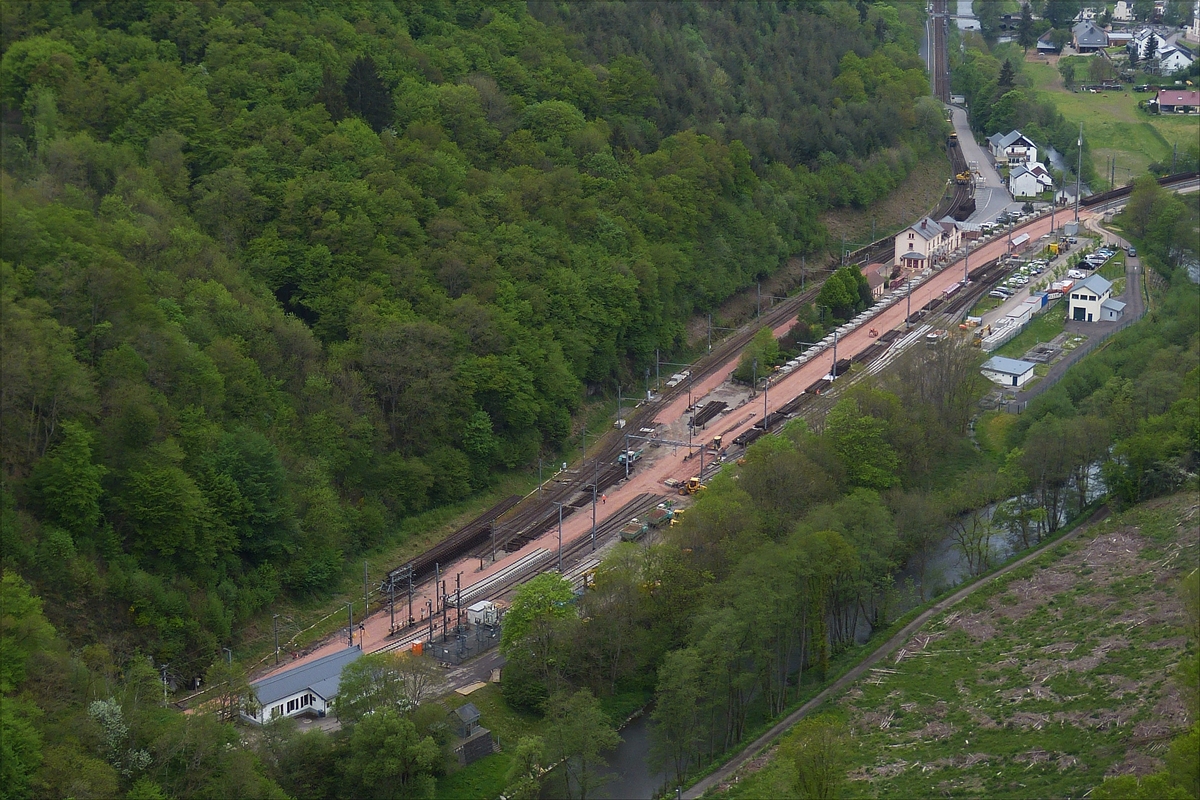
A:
690;401;727;429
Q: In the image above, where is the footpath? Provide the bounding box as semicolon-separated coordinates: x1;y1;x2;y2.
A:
683;505;1111;799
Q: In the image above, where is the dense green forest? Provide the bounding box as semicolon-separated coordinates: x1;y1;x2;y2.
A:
0;2;954;797
0;0;943;678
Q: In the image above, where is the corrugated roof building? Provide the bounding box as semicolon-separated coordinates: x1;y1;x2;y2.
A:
244;645;362;724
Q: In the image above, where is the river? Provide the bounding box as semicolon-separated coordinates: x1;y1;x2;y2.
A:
569;467;1108;798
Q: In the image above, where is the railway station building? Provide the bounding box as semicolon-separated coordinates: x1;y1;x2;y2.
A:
893;216;961;271
244;645;362;724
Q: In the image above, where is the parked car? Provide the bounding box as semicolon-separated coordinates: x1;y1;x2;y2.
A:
1126;247;1137;257
989;290;1010;299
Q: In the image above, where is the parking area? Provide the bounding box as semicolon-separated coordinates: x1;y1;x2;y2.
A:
978;234;1126;330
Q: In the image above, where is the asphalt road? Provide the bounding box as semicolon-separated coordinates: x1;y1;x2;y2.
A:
947;105;1019;225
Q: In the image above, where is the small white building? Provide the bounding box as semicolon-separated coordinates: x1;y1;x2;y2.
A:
1068;274;1115;322
987;130;1039;165
1113;1;1136;22
982;356;1037;388
1188;0;1200;43
1009;162;1054;197
245;645;362;725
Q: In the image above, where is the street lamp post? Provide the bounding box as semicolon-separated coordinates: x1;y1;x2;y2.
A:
273;614;280;665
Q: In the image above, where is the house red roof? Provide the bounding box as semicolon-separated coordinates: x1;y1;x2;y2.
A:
1155;89;1200;107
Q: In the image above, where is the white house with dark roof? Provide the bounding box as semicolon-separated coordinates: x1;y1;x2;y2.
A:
893;216;960;270
1068;274;1121;322
245;645;362;724
981;356;1037;388
1130;28;1171;57
1009;162;1054;197
1114;1;1136;22
1157;46;1196;74
987;130;1039;165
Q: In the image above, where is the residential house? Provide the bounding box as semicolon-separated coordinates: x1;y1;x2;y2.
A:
1107;31;1135;47
1072;21;1109;51
1009;162;1054;197
245;645;362;725
1037;30;1062;54
1067;274;1122;322
1113;1;1136;22
987;130;1039;165
448;703;494;766
1157;46;1196;74
981;356;1037;388
1130;28;1171;57
1073;7;1098;21
1153;88;1200;112
892;216;960;271
1189;0;1200;42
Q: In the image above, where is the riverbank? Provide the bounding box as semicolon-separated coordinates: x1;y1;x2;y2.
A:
683;498;1117;799
704;491;1198;798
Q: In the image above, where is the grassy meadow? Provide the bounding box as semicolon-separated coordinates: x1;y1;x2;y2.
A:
1021;56;1199;181
712;492;1199;799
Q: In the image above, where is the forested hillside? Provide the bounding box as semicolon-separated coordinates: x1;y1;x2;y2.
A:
0;1;944;677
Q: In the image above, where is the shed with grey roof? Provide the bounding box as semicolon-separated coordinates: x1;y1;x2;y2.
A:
981;356;1038;387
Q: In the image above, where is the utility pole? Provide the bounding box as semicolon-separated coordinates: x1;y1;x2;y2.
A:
645;367;650;401
406;566;414;626
363;560;368;620
832;329;839;379
963;238;969;286
624;432;631;479
757;281;761;319
591;460;598;552
441;581;448;641
906;277;912;328
762;362;768;423
346;604;353;647
538;459;543;498
707;313;712;353
160;664;168;702
554;501;564;572
454;573;462;634
655;349;660;388
273;614;280;665
427;600;433;643
1080;122;1089;224
388;577;395;633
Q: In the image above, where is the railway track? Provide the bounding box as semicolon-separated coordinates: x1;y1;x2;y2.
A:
380;13;1016;599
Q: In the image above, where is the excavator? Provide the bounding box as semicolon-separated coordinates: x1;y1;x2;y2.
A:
678;477;706;496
